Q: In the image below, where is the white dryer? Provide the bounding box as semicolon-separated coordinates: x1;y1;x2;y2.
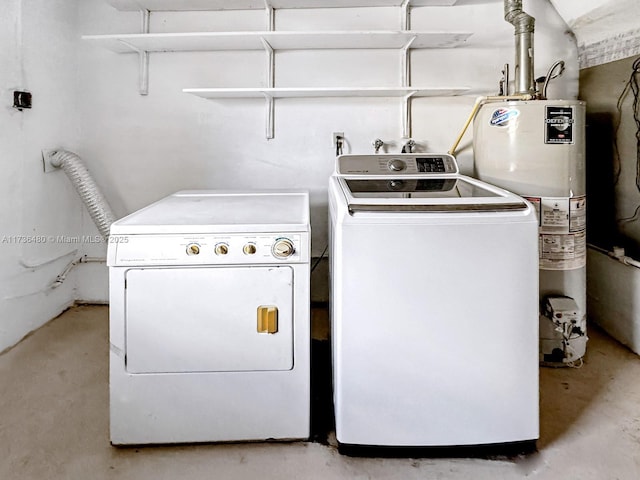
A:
328;154;539;451
107;190;310;445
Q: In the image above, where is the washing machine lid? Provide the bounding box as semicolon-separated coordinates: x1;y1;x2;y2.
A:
338;176;528;213
334;153;527;213
110;190;310;234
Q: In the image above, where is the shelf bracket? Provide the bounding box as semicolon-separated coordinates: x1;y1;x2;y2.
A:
402;92;416;139
261;2;275;139
401;0;411;31
264;2;275;31
400;36;416;138
139;9;150;95
261;37;275;139
262;93;275;140
401;36;416;88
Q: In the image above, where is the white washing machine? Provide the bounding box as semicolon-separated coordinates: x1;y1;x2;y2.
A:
329;154;539;450
107;190;310;445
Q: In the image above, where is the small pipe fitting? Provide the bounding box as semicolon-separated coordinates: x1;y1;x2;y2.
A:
402;139;416;153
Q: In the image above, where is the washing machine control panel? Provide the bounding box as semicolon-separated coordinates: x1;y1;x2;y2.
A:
336;154;458;175
110;233;308;266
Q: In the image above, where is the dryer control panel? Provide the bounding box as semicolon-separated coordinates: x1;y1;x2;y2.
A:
108;233;308;266
336;154;458;176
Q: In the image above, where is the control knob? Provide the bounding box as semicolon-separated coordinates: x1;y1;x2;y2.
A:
243;243;257;255
186;243;200;256
388;159;406;172
214;243;229;255
272;238;295;259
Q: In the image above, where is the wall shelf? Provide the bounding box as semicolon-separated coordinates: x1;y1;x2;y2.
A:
183;86;469;98
90;0;469;138
106;0;457;11
82;31;471;53
184;86;469;139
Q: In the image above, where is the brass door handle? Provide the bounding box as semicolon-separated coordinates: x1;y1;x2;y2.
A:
257;306;278;334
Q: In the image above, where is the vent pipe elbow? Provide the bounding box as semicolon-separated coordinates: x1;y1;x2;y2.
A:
504;0;536;95
504;0;534;30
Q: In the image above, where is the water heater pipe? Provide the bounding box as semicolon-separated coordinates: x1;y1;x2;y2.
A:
48;150;116;238
504;0;536;95
448;94;533;156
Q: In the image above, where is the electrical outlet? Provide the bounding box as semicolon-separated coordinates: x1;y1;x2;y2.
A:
332;132;344;146
13;90;32;111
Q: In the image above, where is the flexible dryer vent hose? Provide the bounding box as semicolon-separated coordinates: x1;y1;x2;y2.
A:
49;150;116;238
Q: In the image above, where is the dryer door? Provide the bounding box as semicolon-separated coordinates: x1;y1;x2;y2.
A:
124;266;294;373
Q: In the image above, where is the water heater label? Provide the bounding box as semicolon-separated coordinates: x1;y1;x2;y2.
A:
489;108;519;127
569;196;587;232
545;106;574;144
525;195;587;270
540;198;570;232
540;232;586;270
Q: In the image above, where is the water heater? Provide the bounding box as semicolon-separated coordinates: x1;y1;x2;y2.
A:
474;100;587;366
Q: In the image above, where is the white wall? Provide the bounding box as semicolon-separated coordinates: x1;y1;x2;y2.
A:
0;0;84;351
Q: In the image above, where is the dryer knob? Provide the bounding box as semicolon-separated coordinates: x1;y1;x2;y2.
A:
272;239;295;259
243;243;257;255
214;243;229;255
186;243;200;255
388;159;406;172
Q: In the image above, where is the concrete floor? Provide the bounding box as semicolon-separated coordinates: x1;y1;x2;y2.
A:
1;305;640;479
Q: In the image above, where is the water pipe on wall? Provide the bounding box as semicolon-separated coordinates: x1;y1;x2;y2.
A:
448;94;533;156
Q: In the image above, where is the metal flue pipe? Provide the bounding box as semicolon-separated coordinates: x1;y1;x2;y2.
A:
504;0;535;95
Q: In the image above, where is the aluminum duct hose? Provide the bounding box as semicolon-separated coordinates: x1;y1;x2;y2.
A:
49;150;116;238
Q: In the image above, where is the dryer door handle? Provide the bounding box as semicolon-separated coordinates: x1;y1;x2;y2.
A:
257;305;279;334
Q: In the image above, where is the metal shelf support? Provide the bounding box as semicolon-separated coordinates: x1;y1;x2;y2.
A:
401;36;416;87
115;11;150;95
265;2;275;30
400;34;415;138
261;37;276;139
402;92;416;139
139;9;150;95
401;0;411;30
